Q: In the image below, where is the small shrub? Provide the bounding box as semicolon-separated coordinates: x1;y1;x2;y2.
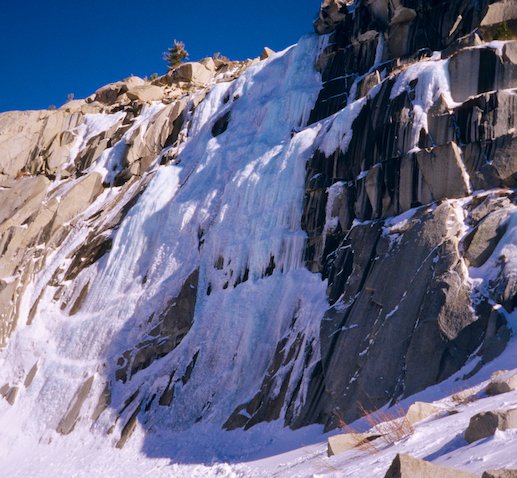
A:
66;92;75;103
493;21;513;40
213;52;229;63
164;39;189;71
335;414;379;454
149;72;158;81
15;169;30;179
357;402;414;446
335;402;414;455
47;104;57;110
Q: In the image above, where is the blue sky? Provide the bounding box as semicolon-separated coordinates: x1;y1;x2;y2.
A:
0;0;322;112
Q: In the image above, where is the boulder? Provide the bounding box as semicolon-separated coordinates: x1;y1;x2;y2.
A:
405;402;443;426
486;370;517;396
384;453;476;478
483;470;517;478
58;98;103;114
94;76;145;104
260;47;275;60
126;84;164;102
199;57;216;72
327;432;376;456
469;194;512;223
123;76;146;89
167;62;214;86
59;99;105;115
465;408;517;443
94;82;126;104
81;101;106;114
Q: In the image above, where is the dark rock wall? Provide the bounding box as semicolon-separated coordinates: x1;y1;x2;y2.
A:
293;0;517;430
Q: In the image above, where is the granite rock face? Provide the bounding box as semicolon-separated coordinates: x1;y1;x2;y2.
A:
0;54;253;350
0;109;84;178
299;200;513;427
0;57;254;438
292;0;517;429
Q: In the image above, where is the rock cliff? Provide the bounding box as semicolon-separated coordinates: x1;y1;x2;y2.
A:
0;0;515;457
296;0;517;429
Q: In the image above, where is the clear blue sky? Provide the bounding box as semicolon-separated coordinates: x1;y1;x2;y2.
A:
0;0;322;112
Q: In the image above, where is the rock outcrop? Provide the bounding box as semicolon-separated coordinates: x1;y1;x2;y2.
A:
0;109;84;178
384;454;476;478
486;370;517;395
327;431;377;456
404;402;443;426
465;408;517;443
